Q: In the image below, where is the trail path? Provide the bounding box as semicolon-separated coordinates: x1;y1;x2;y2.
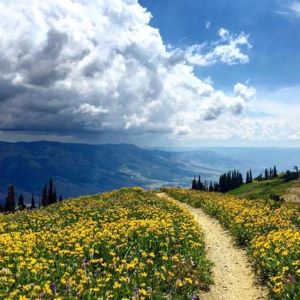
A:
157;193;268;300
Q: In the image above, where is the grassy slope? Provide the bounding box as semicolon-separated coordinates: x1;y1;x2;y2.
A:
227;177;300;200
0;188;212;299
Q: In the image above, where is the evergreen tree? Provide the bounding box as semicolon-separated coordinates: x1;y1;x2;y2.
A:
274;166;278;177
270;168;273;178
246;172;250;184
48;178;54;204
238;173;243;186
265;169;269;179
213;183;220;192
30;194;36;209
209;182;214;192
59;194;63;202
18;194;26;210
249;170;253;183
192;176;197;190
4;185;15;213
41;185;48;207
197;175;203;191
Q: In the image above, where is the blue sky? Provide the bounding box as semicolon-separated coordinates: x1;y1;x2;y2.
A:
0;0;300;147
140;0;300;91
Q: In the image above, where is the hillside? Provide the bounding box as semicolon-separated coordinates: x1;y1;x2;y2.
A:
0;141;220;201
0;188;212;299
1;141;300;202
1;187;300;298
227;177;300;202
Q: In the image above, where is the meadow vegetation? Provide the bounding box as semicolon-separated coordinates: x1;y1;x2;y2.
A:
227;177;300;200
0;188;212;299
163;188;300;299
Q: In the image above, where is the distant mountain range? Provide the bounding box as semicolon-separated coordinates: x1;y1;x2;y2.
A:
0;141;299;204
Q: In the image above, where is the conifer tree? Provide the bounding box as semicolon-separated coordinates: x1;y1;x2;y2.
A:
209;182;214;192
265;169;269;179
18;194;26;210
192;176;197;190
246;172;250;184
48;178;54;204
249;170;253;183
274;166;278;177
197;175;203;191
4;185;15;213
30;194;36;209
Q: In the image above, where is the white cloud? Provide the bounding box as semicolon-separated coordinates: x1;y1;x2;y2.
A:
0;0;257;142
234;83;256;100
276;1;300;16
185;28;251;66
290;1;300;14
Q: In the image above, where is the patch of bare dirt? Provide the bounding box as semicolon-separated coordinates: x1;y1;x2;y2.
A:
283;187;300;203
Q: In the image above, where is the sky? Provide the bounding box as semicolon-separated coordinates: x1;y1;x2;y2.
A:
0;0;300;148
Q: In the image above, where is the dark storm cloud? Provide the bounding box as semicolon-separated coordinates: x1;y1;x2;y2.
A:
0;0;254;140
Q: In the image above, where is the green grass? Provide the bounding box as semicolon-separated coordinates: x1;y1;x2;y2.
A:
227;176;300;200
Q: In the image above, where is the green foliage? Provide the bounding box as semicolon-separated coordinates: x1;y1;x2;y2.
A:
227;177;300;200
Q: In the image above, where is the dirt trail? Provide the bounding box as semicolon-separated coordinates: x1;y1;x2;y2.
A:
283;187;300;203
157;193;268;300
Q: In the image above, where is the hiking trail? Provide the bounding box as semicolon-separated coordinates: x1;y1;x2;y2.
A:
157;193;268;300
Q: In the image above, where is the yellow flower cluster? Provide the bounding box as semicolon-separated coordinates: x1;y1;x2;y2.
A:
163;188;300;299
0;187;212;299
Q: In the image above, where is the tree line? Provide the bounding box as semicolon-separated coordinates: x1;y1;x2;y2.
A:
1;178;63;213
255;166;278;181
192;170;244;193
192;165;299;193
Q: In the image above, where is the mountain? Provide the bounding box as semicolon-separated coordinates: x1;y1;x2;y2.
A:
0;141;220;202
0;141;299;204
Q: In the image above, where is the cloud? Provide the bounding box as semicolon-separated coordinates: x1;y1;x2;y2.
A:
289;1;300;14
276;1;300;16
0;0;254;141
185;28;251;66
205;21;211;29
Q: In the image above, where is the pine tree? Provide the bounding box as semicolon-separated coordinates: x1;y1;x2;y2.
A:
265;169;269;179
4;185;15;213
30;194;36;209
192;176;197;190
246;172;250;184
48;178;54;204
41;185;48;207
274;166;278;177
18;194;26;210
238;172;243;186
209;182;214;192
197;175;203;191
249;170;253;183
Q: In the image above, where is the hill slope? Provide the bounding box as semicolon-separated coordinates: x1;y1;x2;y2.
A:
0;141;221;200
227;177;300;202
1;141;300;201
0;188;212;298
